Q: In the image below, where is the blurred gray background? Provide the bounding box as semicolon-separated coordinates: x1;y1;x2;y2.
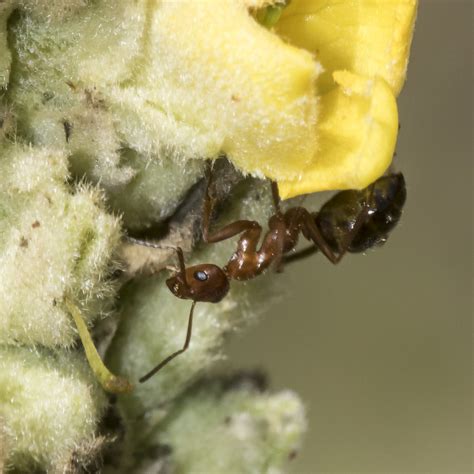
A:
224;1;473;472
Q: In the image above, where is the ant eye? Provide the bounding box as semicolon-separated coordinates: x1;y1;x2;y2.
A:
194;270;208;282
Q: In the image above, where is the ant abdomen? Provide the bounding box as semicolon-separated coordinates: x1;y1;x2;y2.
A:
316;173;407;253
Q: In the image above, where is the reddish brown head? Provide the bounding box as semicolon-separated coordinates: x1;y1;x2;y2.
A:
166;264;230;303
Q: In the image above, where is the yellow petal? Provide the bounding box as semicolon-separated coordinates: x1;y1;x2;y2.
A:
278;70;398;199
276;0;418;95
98;0;320;183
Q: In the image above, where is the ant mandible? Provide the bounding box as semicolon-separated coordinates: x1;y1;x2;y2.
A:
136;162;406;383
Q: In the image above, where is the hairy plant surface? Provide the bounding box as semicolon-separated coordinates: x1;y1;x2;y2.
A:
0;1;417;472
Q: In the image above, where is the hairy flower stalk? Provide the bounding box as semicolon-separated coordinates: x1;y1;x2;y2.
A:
0;1;417;472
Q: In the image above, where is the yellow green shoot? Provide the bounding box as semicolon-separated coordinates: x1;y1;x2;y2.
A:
65;298;134;394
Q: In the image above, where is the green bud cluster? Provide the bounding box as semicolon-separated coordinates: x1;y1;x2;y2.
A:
0;2;306;472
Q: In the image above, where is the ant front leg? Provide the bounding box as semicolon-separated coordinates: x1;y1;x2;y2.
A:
271;181;282;215
202;165;285;277
202;161;261;245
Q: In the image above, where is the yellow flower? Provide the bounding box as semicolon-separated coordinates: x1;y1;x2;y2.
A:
73;0;417;199
273;0;418;198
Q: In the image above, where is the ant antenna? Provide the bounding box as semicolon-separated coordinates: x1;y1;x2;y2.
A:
125;236;175;251
126;237;187;275
139;300;197;383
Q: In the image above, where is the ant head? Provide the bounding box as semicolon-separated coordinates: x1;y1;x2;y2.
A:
166;264;230;303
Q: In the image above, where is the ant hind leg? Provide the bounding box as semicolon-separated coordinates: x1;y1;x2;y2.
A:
302;188;374;265
283;245;319;265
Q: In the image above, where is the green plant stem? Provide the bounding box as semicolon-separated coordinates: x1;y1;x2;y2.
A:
65;298;134;394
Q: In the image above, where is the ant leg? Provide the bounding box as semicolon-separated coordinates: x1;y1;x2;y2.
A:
172;246;187;275
139;301;197;383
125;236;181;254
271;181;282;215
124;235;160;248
331;204;371;262
286;213;368;265
283;245;319;265
127;237;192;288
303;211;340;264
269;181;286;271
202;161;261;244
271;234;286;273
205;219;263;244
201;161;266;249
202;160;216;242
201;162;263;244
326;183;376;262
303;188;374;264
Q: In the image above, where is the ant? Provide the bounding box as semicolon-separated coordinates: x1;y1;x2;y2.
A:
136;163;406;383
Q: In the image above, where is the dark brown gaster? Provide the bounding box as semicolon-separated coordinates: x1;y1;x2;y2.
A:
138;163;406;383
